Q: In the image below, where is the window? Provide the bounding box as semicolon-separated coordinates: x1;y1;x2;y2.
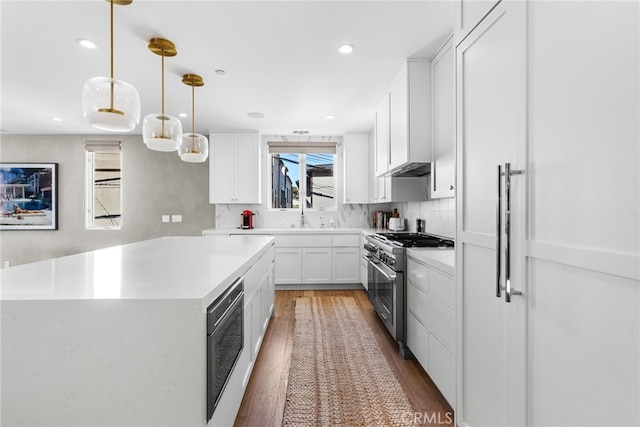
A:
269;141;336;211
85;141;121;230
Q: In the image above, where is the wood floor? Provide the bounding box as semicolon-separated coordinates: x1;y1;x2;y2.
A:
234;290;454;427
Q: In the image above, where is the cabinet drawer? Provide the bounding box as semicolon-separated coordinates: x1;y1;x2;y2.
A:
407;258;429;294
424;294;455;353
407;312;429;371
275;234;331;247
429;268;455;311
407;281;428;327
428;333;455;407
331;234;360;247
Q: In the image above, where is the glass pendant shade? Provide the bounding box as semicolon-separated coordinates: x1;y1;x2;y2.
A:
83;77;141;132
143;113;182;152
179;132;208;162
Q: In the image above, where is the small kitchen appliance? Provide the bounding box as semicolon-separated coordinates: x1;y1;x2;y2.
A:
388;217;405;231
241;210;254;229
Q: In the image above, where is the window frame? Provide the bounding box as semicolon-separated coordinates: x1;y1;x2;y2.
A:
85;141;122;231
268;149;337;212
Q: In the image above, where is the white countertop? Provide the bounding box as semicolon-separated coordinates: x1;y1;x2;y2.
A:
203;227;376;235
407;247;455;277
0;235;274;301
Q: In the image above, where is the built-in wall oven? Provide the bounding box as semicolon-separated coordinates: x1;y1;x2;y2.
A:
364;232;454;359
207;277;244;421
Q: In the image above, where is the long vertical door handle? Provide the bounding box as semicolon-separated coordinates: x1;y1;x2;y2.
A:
496;164;502;298
504;162;523;303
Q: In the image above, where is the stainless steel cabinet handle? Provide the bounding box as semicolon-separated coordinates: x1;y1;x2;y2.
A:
504;162;523;303
496;164;502;298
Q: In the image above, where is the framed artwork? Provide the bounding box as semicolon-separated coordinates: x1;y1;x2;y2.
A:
0;163;58;230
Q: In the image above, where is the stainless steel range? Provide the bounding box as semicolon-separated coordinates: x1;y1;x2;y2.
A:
363;232;454;359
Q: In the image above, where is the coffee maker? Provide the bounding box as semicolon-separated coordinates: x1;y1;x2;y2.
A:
241;210;254;229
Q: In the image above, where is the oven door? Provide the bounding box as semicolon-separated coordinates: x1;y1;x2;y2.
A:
207;282;244;421
367;256;402;340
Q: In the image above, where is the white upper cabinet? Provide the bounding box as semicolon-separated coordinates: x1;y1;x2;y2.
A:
209;131;261;204
374;94;390;176
387;60;431;174
343;132;370;204
454;0;500;46
430;35;455;199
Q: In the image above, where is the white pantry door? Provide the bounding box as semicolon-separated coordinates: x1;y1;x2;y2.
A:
526;1;640;425
455;2;527;426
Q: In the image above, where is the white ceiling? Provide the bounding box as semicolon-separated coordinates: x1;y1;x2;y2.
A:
0;0;454;137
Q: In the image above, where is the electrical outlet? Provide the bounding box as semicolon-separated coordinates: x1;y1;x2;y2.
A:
162;215;170;223
171;215;182;223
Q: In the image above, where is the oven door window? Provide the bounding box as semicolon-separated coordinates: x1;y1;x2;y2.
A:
208;294;243;419
372;263;394;322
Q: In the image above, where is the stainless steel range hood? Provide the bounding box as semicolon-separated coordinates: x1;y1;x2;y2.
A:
389;162;431;177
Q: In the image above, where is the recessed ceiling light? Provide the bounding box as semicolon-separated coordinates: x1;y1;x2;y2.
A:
325;115;335;120
247;112;264;119
338;44;354;54
179;113;188;118
77;38;98;49
215;69;226;76
52;117;63;122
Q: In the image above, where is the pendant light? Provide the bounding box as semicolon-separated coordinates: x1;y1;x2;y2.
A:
142;38;182;152
178;74;208;163
82;0;140;132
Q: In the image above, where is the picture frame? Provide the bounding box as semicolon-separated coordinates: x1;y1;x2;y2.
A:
0;163;58;230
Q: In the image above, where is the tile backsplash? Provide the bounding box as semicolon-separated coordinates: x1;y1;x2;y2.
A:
213;197;455;238
392;197;455;238
214;203;392;230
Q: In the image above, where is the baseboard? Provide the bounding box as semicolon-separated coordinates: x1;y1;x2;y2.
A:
275;283;365;291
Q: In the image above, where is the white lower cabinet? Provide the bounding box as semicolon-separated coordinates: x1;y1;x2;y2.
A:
302;248;332;284
406;255;455;406
274;233;361;286
331;248;359;283
274;248;302;284
250;283;263;359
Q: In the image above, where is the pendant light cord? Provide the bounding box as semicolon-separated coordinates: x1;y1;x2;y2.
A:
191;85;196;150
161;50;166;136
109;0;115;110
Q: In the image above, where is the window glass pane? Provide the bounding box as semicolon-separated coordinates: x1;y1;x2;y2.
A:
86;151;121;229
305;153;334;209
272;154;300;209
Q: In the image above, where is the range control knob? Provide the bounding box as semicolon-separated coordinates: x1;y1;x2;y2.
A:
388;258;396;267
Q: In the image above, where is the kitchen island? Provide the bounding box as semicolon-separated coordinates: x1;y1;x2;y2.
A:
1;235;275;427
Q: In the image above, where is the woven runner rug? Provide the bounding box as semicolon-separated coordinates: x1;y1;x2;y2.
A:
282;296;417;426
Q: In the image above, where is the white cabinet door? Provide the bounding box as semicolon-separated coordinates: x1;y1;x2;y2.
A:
209;132;236;203
525;2;639;425
430;35;455;199
274;248;302;285
343;133;370;204
454;0;500;46
250;284;263;359
374;94;390;176
302;248;331;284
234;133;260;204
209;132;260;204
388;68;408;171
331;248;359;284
456;2;527;426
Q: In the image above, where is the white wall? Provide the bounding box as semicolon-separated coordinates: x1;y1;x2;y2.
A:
0;134;215;266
